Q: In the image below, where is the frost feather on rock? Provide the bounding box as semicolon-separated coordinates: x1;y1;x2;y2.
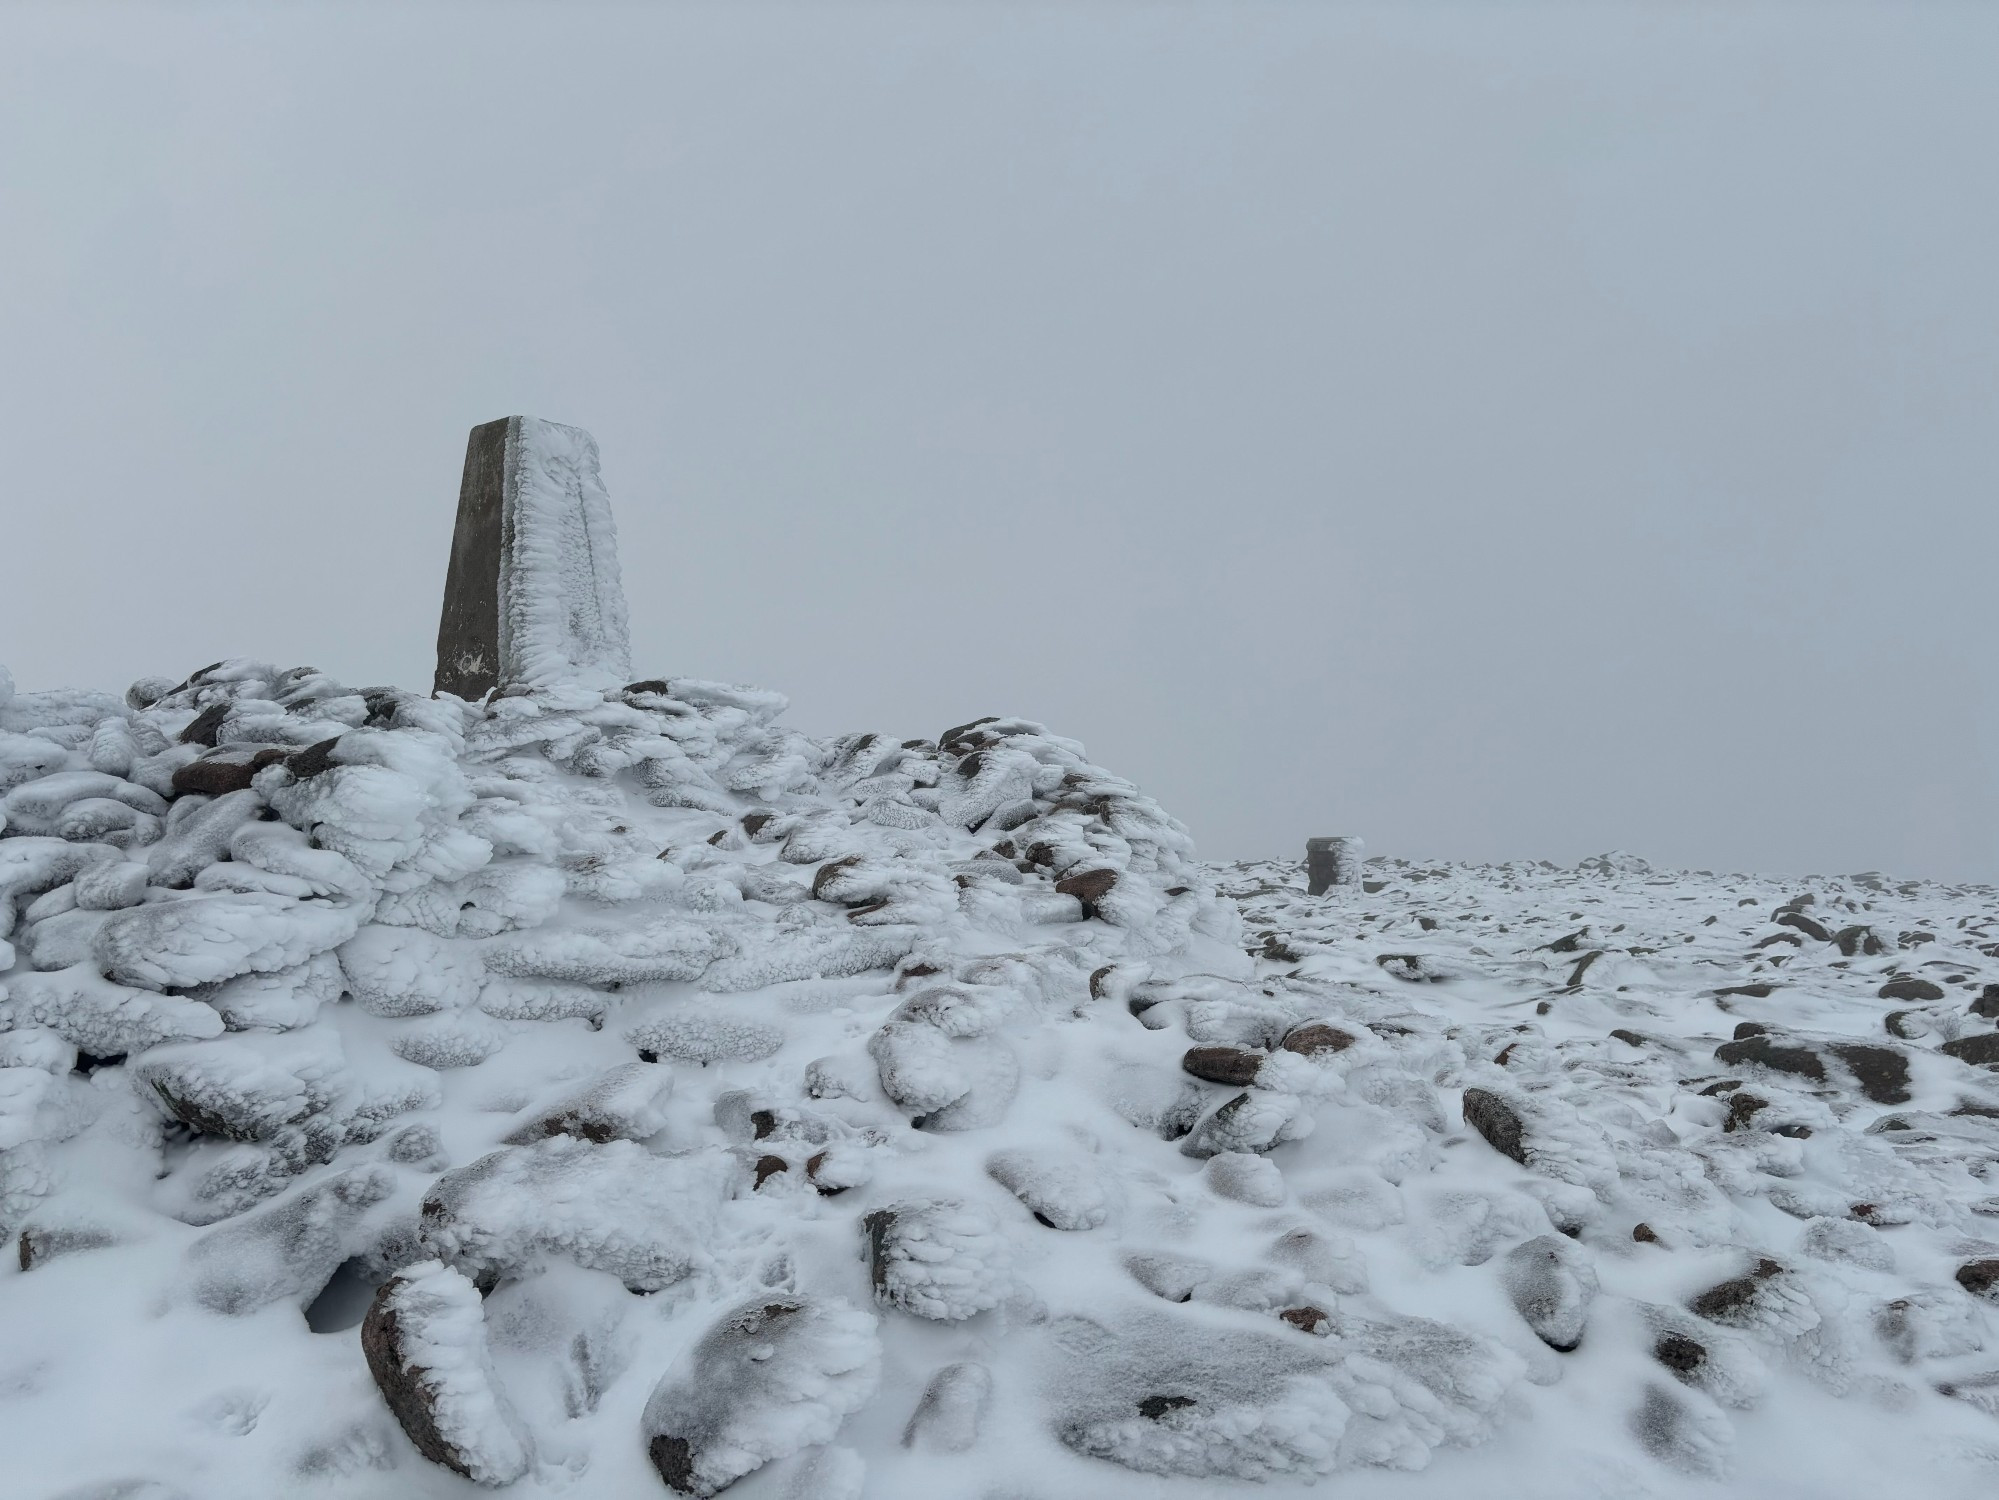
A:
504;1061;671;1144
863;1199;1011;1320
642;1295;880;1497
420;1137;727;1290
483;916;730;985
338;925;484;1016
986;1148;1113;1229
361;1259;534;1486
1182;1087;1311;1159
7;963;225;1055
133;1025;349;1141
627;1010;783;1066
196;949;344;1031
94;891;365;991
187;1165;395;1314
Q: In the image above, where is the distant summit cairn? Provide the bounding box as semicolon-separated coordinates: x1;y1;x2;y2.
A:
434;416;631;700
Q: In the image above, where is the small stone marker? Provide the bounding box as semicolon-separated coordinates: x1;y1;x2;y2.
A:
1306;835;1364;896
434;415;632;700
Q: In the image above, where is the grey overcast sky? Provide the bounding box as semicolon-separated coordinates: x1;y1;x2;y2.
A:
3;3;1995;882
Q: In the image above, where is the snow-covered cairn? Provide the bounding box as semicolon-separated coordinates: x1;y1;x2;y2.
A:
11;417;1488;1497
30;421;1874;1496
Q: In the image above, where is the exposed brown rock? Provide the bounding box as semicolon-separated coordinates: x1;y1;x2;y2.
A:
1723;1093;1770;1133
170;755;260;797
812;855;862;900
1279;1305;1329;1334
1181;1046;1265;1087
1054;868;1118;915
1689;1257;1784;1324
1956;1259;1999;1301
1279;1022;1357;1057
1653;1332;1707;1375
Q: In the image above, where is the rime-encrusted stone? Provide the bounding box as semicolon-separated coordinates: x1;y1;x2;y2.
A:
1462;1087;1528;1165
641;1295;881;1496
361;1260;533;1486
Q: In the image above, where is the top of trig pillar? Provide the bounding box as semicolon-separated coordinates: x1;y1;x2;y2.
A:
434;416;632;700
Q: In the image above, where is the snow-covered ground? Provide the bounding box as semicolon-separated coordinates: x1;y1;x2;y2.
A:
4;655;1999;1500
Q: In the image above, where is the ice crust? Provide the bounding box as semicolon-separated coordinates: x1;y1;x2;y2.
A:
5;652;1999;1498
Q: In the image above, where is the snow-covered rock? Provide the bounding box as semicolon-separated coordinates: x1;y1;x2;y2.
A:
640;1295;880;1496
361;1259;534;1486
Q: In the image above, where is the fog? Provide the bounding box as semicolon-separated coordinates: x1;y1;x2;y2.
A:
3;3;1995;880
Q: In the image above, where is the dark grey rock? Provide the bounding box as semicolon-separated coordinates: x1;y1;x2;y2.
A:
1879;977;1946;1003
1942;1034;1999;1067
1462;1087;1529;1165
1713;1034;1826;1082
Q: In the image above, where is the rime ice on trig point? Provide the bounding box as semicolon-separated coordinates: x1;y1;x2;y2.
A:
1305;835;1364;895
433;415;632;700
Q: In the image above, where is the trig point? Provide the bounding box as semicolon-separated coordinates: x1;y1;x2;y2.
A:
1306;835;1364;895
433;415;632;700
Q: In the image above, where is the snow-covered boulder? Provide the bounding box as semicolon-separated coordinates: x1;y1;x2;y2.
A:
419;1137;725;1291
361;1259;534;1486
640;1295;880;1496
862;1199;1011;1320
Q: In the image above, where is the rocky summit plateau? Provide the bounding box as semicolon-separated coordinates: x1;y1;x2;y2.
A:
3;421;1998;1500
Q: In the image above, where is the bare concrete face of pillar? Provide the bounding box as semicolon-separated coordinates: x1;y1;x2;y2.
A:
434;416;632;700
1307;836;1365;896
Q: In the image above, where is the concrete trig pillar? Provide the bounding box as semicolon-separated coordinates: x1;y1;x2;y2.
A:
434;416;632;700
1307;836;1365;896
